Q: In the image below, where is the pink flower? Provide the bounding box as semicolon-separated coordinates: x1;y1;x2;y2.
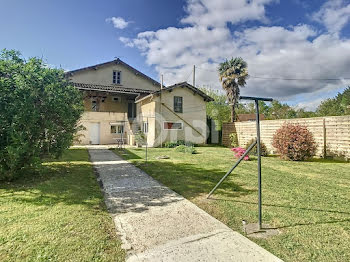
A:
231;147;249;161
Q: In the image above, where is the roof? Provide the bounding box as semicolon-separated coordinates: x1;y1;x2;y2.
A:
237;114;265;122
135;82;214;103
72;82;153;95
65;58;161;87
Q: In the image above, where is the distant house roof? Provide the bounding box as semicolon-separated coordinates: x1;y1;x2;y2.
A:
72;82;153;95
237;114;265;122
135;82;214;103
65;58;161;87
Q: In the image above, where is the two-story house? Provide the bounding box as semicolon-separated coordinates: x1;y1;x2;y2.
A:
66;59;213;147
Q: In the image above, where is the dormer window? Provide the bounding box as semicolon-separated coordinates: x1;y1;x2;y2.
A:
113;71;121;84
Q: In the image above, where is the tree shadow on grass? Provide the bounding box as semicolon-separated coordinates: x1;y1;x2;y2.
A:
133;160;256;200
113;148;142;159
209;198;350;228
0;163;103;208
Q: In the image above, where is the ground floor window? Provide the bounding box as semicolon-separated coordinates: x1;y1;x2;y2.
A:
111;125;124;134
143;122;148;134
163;122;183;130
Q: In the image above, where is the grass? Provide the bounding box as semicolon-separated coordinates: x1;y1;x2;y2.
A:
114;146;350;262
0;149;124;262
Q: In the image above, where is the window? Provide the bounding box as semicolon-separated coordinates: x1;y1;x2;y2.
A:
127;102;137;119
113;71;121;84
174;96;183;113
91;99;99;112
111;125;124;134
143;122;148;134
163;122;183;130
112;96;120;102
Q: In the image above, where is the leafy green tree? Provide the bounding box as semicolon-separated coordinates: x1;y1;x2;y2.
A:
295;108;317;118
0;50;84;180
316;87;350;116
240;101;270;116
200;88;230;130
218;57;248;122
265;100;297;119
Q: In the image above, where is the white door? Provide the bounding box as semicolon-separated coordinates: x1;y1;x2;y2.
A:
90;123;100;145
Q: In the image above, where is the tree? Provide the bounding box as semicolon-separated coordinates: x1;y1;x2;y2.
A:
200;87;230;130
218;57;248;122
265;100;297;120
0;49;84;180
316;87;350;116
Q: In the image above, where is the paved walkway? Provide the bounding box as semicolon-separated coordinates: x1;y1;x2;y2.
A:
89;149;282;262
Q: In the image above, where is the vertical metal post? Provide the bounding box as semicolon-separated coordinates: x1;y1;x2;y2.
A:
146;117;148;162
323;118;327;158
255;100;262;230
160;75;163;148
193;65;196;87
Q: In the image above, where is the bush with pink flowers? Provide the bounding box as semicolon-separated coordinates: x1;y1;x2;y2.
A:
231;147;250;161
272;123;317;161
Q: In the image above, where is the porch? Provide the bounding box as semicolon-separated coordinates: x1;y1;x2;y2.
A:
77;111;141;146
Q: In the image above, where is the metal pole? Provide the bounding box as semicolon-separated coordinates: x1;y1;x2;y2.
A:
193;65;196;87
207;140;257;199
255;100;262;230
146;117;148;162
160;75;163;148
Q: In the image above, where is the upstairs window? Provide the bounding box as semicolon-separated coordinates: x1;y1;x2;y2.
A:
174;96;183;113
91;99;99;112
113;71;121;84
127;102;137;119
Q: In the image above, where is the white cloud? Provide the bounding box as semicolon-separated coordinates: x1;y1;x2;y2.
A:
181;0;277;27
120;0;350;102
295;98;324;111
312;0;350;33
106;17;130;29
119;37;134;47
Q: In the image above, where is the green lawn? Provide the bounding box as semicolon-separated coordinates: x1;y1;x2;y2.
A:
114;146;350;262
0;149;124;262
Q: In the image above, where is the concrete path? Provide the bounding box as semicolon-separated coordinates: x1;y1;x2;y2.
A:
89;149;282;262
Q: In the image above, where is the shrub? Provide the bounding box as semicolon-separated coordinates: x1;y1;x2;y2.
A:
0;50;84;180
135;130;146;146
272;123;317;161
175;145;197;154
164;140;195;148
231;147;249;160
245;139;268;156
229;133;239;147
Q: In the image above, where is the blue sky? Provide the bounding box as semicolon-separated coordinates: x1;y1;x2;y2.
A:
1;0;350;110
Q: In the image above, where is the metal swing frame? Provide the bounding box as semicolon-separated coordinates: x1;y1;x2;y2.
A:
207;96;273;230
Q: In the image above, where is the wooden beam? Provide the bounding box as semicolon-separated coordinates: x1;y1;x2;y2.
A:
161;103;205;138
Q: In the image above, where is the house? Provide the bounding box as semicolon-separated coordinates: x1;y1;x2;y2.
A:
237;114;265;122
66;59;213;147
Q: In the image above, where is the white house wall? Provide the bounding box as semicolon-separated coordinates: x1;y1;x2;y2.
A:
69;63;159;92
152;87;208;146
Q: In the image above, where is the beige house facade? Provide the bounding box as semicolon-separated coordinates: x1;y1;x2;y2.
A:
66;59;213;146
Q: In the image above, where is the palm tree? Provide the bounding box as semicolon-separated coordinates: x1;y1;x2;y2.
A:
218;57;248;122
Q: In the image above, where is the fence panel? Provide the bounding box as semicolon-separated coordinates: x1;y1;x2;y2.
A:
222;115;350;159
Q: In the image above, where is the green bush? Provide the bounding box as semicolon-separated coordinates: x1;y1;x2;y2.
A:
229;133;239;147
0;50;84;180
135;130;146;146
175;145;197;154
164;140;195;148
272;123;317;161
245;138;269;156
